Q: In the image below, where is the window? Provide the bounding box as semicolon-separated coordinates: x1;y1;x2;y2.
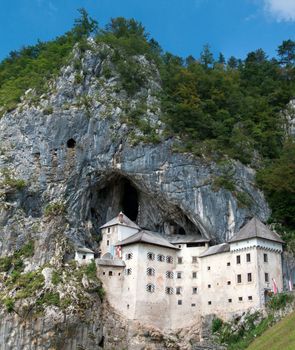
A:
208;301;212;305
107;227;111;233
228;299;232;303
238;297;243;301
147;267;155;276
237;274;242;283
178;257;183;264
192;272;197;279
177;272;182;279
125;268;132;275
227;281;231;285
248;296;253;301
103;272;105;275
265;273;269;283
107;240;110;246
166;255;173;264
146;284;155;293
264;253;268;263
157;254;165;262
166;271;174;279
82;254;86;260
192;256;198;263
192;287;198;294
208;284;211;288
178;300;182;305
191;303;196;307
118;273;121;276
247;273;252;282
227;262;231;266
236;255;241;264
109;271;113;276
207;266;211;271
165;287;174;295
125;253;133;260
176;287;182;295
147;252;155;261
246;253;251;262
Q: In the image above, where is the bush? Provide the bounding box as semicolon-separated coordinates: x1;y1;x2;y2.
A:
43;106;53;115
3;297;14;313
15;240;34;258
267;293;294;311
0;257;12;272
37;292;60;307
212;317;223;333
44;201;66;217
85;260;97;280
51;271;62;285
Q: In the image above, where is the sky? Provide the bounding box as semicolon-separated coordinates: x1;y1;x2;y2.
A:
0;0;295;62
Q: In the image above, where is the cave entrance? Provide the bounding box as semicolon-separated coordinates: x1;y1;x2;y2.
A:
121;179;138;222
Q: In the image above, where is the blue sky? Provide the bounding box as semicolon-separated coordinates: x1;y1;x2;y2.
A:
0;0;295;62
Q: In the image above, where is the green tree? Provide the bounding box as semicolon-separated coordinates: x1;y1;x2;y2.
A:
200;44;214;69
278;39;295;66
73;8;98;39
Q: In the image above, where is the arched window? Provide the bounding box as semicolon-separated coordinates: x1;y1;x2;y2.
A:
125;268;132;275
147;267;155;276
165;287;174;295
166;256;173;264
125;253;133;260
147;252;155;260
157;254;165;262
146;284;155;293
166;271;174;279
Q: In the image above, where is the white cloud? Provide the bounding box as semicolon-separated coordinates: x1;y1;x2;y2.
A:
264;0;295;22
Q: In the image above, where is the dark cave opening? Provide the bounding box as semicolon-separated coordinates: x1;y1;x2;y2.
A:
66;138;76;148
178;227;186;235
87;173;203;239
121;179;138;222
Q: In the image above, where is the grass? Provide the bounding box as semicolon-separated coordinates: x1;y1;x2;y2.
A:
247;311;295;350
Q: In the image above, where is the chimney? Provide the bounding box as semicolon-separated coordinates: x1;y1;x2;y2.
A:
118;212;124;224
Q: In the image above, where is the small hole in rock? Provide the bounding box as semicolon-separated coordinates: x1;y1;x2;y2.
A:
67;138;76;148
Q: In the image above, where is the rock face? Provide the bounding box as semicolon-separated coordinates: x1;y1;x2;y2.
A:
0;41;270;348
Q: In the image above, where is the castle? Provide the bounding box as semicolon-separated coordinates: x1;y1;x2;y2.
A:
81;213;284;331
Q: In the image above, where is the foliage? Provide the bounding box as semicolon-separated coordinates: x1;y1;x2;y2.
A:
44;201;66;217
0;240;34;273
51;271;62;286
3;297;14;313
0;257;13;273
212;317;223;333
214;311;274;350
0;8;98;116
0;168;26;190
256;140;295;251
161;46;294;163
267;293;294;311
37;292;60;307
9;271;44;299
85;260;97;280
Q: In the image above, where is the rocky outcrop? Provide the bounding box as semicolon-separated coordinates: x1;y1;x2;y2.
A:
0;40;270;348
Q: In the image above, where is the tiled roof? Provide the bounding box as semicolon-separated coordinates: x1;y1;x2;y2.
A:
228;217;284;244
168;235;210;244
100;212;140;229
199;243;230;258
96;259;126;267
115;230;179;250
76;247;95;254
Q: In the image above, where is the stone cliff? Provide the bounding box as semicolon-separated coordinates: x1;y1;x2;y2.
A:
0;40;270;349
